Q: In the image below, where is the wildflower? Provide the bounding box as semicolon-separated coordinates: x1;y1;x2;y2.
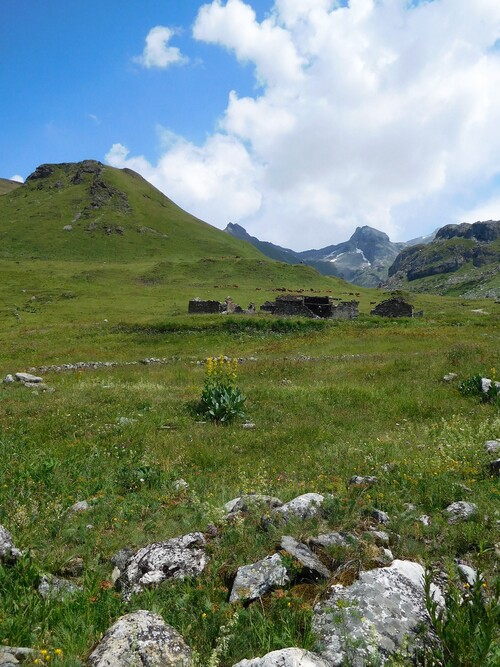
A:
54;649;63;656
201;612;207;619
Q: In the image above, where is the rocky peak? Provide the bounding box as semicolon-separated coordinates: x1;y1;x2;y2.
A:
436;220;500;243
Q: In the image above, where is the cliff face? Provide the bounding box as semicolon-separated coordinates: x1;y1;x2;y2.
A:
386;221;500;298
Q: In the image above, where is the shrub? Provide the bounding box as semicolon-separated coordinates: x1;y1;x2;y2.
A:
198;356;245;424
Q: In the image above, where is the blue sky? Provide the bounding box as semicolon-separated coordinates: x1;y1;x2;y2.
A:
2;1;500;249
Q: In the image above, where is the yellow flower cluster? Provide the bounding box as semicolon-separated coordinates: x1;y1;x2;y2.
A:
33;649;63;664
205;356;238;385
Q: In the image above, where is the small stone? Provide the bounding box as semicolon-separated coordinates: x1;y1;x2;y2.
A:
457;563;478;587
63;224;73;231
38;574;81;600
173;478;189;492
417;515;431;526
59;557;84;577
485;440;500;454
110;547;134;572
3;375;14;384
349;476;378;487
225;494;283;516
443;373;458;382
488;459;500;476
370;508;390;525
15;372;43;383
445;501;478;524
230;554;289;603
367;530;390;546
66;500;91;516
117;416;137;425
0;525;23;564
0;652;20;666
242;422;256;429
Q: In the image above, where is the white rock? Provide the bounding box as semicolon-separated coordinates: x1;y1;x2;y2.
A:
272;493;324;521
15;372;43;383
0;525;22;564
232;648;330;667
3;375;14;384
230;554;289;603
445;501;478;524
485;440;500;454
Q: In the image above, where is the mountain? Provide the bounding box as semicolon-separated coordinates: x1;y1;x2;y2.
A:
0;178;22;196
0;160;271;262
386;220;500;299
225;223;420;286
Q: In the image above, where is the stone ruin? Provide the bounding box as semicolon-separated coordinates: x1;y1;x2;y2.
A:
370;297;418;318
188;297;255;315
189;294;358;319
262;295;359;319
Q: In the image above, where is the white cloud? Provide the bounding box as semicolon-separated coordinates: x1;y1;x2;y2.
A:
110;0;500;249
10;175;24;183
133;25;188;69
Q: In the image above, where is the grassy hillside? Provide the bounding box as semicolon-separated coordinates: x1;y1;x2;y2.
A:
1;161;499;666
0;177;22;196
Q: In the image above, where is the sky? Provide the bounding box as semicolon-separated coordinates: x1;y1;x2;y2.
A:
2;0;500;250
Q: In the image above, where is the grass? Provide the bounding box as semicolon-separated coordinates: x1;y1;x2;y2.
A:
1;162;499;664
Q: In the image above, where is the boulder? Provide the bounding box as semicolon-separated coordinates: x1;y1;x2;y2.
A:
232;648;330;666
272;493;324;522
313;560;441;666
370;509;390;525
87;610;192;666
117;533;208;600
230;554;289;603
280;536;330;580
444;501;477;524
0;525;22;564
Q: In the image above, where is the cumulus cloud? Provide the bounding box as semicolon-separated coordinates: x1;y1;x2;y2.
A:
110;0;500;249
133;25;188;69
10;175;24;183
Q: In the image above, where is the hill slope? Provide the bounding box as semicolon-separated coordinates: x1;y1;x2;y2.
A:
0;161;270;262
386;220;500;298
0;177;22;196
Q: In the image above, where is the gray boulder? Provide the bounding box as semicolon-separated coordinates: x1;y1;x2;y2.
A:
88;610;192;666
445;501;477;524
272;493;324;521
230;554;289;603
280;536;330;580
457;563;478;587
232;648;330;666
0;652;19;666
0;525;22;564
313;560;441;666
117;533;208;600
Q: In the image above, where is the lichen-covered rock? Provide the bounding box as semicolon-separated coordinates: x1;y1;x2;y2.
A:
87;610;192;666
117;533;208;600
232;648;330;666
445;501;477;524
485;439;500;454
272;493;324;521
230;554;289;603
0;652;19;667
280;536;330;580
313;560;441;666
0;525;22;564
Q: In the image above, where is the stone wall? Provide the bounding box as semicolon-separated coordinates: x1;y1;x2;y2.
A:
370;297;414;318
331;300;359;320
188;299;221;314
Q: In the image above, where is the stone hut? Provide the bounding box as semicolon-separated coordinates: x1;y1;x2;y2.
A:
261;295;359;319
370;297;414;318
188;298;221;314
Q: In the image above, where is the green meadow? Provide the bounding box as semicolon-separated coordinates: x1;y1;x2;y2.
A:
1;163;499;665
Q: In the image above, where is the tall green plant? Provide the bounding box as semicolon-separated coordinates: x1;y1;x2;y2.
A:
198;356;245;424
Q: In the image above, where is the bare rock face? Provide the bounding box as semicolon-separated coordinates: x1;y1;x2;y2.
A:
232;648;330;666
87;610;192;667
117;533;208;600
230;554;289;603
0;525;22;564
313;560;441;666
